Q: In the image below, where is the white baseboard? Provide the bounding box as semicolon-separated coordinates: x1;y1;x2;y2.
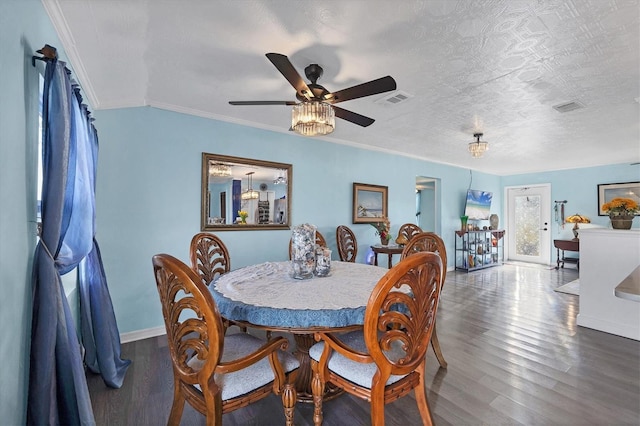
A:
120;326;166;344
577;313;640;341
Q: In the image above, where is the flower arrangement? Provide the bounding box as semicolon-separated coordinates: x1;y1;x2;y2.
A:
370;217;391;243
602;197;639;217
238;210;248;223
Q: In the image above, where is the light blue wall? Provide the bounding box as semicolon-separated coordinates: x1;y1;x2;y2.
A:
501;165;640;230
0;0;65;423
93;106;500;333
501;164;640;259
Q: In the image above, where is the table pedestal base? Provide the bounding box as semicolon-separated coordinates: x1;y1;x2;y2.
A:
292;333;343;403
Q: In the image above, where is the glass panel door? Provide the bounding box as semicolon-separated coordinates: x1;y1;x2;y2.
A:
506;185;551;264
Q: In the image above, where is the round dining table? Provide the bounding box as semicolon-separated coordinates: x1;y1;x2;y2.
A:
209;260;389;402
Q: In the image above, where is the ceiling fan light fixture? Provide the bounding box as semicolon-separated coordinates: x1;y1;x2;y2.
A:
291;101;335;137
468;132;489;158
209;162;232;177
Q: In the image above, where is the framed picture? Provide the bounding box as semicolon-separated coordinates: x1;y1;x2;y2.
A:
352;182;388;223
597;181;640;215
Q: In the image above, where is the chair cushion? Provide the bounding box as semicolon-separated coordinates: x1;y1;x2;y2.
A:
309;330;407;389
189;333;300;400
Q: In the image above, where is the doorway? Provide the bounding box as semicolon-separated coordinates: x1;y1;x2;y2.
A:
416;177;440;233
505;184;551;265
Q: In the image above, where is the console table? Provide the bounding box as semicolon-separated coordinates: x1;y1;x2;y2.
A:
554;239;579;270
370;244;404;269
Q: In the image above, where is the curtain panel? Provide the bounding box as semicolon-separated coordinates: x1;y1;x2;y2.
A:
28;54;130;425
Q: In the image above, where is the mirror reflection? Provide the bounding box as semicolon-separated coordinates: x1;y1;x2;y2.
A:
201;153;292;231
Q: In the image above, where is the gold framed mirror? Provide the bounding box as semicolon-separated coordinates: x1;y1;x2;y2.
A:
201;153;292;231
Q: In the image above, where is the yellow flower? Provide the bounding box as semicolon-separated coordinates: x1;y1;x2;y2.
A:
238;210;248;219
602;197;639;215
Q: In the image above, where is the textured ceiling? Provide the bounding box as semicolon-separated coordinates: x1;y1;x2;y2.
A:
43;0;640;175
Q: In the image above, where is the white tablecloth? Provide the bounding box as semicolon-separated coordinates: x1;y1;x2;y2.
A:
210;261;389;328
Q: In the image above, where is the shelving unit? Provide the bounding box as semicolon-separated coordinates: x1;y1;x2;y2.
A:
455;229;505;272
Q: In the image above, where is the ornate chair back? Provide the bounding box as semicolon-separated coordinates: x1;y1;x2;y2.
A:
152;254;298;425
189;232;230;286
400;231;448;368
401;232;447;282
398;223;422;244
336;225;358;262
288;230;327;260
310;252;443;426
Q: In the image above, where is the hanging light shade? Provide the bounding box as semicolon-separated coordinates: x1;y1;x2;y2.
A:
291;101;335;136
209;162;232;177
241;190;259;200
241;171;259;200
468;132;489;158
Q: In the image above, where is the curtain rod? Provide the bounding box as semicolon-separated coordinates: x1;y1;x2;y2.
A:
32;44;57;67
33;44;96;124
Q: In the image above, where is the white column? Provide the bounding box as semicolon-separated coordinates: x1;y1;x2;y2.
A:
577;228;640;340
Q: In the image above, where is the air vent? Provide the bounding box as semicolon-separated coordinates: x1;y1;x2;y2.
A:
553;101;584;113
376;90;414;105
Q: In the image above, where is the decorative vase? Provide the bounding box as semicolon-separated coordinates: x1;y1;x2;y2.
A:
291;223;317;279
314;247;331;277
489;214;499;230
380;236;389;246
610;214;634;230
460;215;469;232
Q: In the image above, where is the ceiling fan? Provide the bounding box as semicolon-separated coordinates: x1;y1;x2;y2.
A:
229;53;397;132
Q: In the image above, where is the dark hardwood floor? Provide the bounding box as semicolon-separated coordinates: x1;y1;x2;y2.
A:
87;263;640;425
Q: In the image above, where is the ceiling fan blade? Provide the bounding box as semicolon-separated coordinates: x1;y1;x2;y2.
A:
266;53;313;100
332;106;375;127
327;76;397;104
229;101;297;106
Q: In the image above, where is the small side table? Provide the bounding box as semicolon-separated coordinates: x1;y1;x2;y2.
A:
554;239;580;269
370;244;404;269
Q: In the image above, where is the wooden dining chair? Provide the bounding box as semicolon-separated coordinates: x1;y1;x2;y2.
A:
309;252;443;426
189;232;231;286
398;223;422;243
189;232;245;332
336;225;358;262
288;230;327;260
152;254;299;426
401;232;448;368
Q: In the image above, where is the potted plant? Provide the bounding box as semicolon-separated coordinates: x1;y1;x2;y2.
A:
601;197;638;229
238;210;249;224
371;217;392;245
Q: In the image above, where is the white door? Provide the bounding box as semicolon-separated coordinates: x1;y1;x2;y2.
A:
505;184;551;265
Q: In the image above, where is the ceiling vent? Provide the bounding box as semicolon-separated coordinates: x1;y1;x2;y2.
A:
553;101;584;113
376;90;413;105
